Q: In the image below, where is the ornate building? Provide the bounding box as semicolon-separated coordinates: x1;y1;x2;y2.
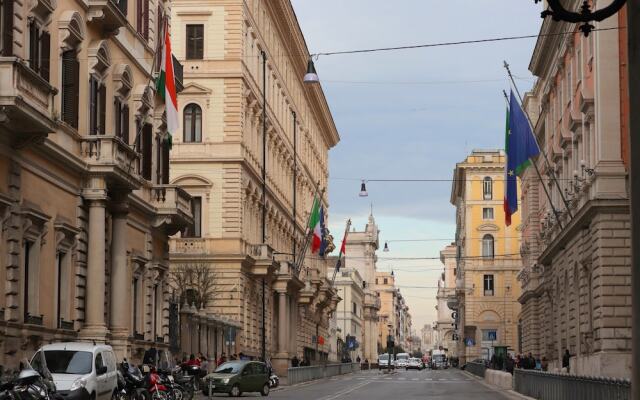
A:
343;214;380;363
332;267;364;361
518;5;630;377
0;0;191;366
435;244;457;355
168;0;340;376
450;150;522;364
375;271;411;353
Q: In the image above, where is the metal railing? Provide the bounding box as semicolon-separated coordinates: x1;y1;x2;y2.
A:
465;361;486;378
287;363;360;386
514;369;631;400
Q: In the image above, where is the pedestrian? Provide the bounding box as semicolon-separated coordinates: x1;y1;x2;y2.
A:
356;355;361;363
562;349;570;373
291;355;300;368
526;352;535;370
505;355;514;374
217;353;227;367
143;347;158;366
535;358;541;370
541;357;549;371
186;353;200;366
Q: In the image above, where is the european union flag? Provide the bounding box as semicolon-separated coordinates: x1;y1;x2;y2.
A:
504;91;540;225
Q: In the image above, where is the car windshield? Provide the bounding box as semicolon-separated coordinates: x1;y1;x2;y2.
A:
214;362;243;374
44;351;92;374
396;355;409;361
378;354;389;360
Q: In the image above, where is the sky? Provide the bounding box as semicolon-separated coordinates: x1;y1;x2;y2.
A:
290;0;542;333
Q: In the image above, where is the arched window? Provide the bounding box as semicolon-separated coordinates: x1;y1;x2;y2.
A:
183;103;202;142
482;234;494;258
483;177;493;200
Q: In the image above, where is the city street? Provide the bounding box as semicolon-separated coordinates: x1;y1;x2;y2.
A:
250;369;511;399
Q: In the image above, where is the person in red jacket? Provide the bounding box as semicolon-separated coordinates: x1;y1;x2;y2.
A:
186;353;201;366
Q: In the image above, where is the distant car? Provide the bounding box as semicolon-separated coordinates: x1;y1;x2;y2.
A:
405;358;424;370
203;361;270;397
395;353;410;368
378;354;394;370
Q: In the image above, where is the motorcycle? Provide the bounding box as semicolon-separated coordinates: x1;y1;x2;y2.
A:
0;360;56;400
155;368;192;400
177;364;205;392
268;373;279;389
143;367;168;400
116;361;148;400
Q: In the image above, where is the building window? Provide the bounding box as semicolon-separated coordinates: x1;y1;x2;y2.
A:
184;197;201;238
483;177;493;200
114;98;130;143
89;76;106;135
1;0;15;56
383;278;388;285
161;138;169;184
138;122;153;180
482;207;494;220
375;278;378;285
482;329;497;341
56;252;70;327
482;234;494;259
23;241;39;321
183;104;202;142
28;19;50;81
186;24;203;59
132;276;140;334
61;50;79;129
483;274;494;296
352;302;357;315
136;0;149;40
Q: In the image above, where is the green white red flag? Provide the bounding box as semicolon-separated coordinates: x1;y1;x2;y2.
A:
156;20;179;142
308;196;322;254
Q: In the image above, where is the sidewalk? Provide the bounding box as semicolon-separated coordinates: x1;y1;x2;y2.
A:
461;370;535;400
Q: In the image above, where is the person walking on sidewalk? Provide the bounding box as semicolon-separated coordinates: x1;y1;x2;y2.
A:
562;349;571;373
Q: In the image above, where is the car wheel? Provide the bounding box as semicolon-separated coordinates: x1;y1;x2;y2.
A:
260;383;270;396
229;384;241;397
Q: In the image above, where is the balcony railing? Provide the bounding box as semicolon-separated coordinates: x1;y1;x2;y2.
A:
151;185;193;235
514;369;631;400
58;319;74;330
0;57;56;146
25;313;44;326
80;136;142;189
87;0;128;33
171;237;209;254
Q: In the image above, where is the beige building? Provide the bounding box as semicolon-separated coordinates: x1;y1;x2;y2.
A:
421;324;435;351
518;9;631;377
435;244;457;355
332;267;364;361
0;0;192;366
450;150;522;364
168;0;340;375
375;271;411;353
343;214;380;362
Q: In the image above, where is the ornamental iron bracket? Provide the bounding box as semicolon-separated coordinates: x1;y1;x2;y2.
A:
534;0;626;36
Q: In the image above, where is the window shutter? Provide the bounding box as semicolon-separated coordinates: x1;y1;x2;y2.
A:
142;124;152;180
136;0;142;34
40;30;50;82
99;84;106;135
143;0;149;40
1;0;13;56
162;140;169;184
61;51;79;129
122;105;130;144
155;137;161;183
114;98;121;138
28;21;38;72
89;76;97;135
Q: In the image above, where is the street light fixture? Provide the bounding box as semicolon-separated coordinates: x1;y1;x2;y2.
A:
383;241;389;252
534;0;626;36
359;180;368;197
303;57;320;84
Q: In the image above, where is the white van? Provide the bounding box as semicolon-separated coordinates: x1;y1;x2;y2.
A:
378;353;394;370
32;342;118;400
394;353;410;368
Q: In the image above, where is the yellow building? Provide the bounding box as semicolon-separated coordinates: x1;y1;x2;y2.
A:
450;149;522;364
169;0;340;376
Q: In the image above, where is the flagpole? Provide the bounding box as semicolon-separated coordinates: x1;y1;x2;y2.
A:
331;219;352;286
502;90;564;230
504;61;574;222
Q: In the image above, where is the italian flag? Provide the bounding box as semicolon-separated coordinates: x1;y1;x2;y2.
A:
156;20;179;145
309;196;322;254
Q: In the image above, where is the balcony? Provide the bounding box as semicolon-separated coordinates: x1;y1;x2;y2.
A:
151;185;193;235
80;136;143;190
249;244;278;278
0;58;56;147
171;237;211;254
87;0;128;33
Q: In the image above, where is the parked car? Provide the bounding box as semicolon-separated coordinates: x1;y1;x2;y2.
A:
394;353;410;368
32;342;118;400
405;358;424;370
377;354;394;370
202;361;269;397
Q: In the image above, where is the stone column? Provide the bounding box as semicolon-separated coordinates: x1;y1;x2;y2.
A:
272;283;290;377
81;189;108;341
110;196;129;359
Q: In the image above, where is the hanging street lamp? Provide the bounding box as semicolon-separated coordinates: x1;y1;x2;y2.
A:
534;0;626;35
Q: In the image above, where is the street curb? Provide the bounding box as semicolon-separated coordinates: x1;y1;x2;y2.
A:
461;371;536;400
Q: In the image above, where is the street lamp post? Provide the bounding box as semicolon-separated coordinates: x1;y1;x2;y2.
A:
534;1;637;396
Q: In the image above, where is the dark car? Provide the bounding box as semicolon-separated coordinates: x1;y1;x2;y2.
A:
202;361;270;397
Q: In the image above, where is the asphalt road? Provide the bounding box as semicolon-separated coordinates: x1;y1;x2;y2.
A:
206;368;513;399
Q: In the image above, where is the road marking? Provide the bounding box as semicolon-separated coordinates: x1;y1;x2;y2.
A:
317;380;371;400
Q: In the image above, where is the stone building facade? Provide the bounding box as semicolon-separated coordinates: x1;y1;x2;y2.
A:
332;267;364;361
375;271;411;353
168;0;340;376
435;243;457;355
450;150;522;364
0;0;192;366
343;214;380;363
518;6;630;377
